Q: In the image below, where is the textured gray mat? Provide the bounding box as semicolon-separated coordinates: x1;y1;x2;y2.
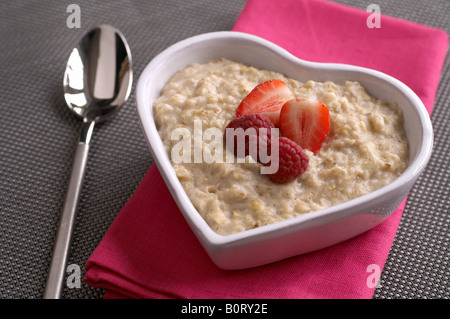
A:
0;0;448;299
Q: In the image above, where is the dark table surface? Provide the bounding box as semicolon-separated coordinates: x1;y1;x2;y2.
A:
0;0;448;299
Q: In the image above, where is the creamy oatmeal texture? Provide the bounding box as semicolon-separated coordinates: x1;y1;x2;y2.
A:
153;59;408;235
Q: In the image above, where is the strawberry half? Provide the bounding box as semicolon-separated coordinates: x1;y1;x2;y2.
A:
236;79;295;127
279;98;330;155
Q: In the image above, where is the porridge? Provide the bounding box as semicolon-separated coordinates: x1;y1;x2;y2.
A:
153;58;408;235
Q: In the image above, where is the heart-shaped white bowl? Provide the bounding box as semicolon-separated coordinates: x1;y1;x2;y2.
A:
135;31;433;270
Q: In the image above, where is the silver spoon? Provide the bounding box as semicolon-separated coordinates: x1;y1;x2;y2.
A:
43;25;132;299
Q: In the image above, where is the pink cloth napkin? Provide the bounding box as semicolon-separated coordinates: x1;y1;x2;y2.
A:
84;0;448;299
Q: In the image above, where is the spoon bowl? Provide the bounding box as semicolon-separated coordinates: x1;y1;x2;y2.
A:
43;25;132;299
63;25;132;122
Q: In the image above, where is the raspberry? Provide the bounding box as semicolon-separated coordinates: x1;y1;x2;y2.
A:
224;114;275;163
267;137;309;183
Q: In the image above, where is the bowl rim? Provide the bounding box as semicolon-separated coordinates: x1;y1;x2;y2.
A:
135;31;433;249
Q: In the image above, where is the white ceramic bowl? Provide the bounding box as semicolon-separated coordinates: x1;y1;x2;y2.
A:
135;31;433;270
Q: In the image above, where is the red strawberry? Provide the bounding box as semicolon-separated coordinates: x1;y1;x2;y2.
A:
236;79;295;127
267;137;309;183
224;113;275;163
279;98;330;155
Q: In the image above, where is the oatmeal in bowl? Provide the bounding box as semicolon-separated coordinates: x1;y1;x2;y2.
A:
135;31;432;269
153;58;409;236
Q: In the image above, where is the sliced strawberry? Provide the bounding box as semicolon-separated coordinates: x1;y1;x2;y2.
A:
279;98;330;155
236;79;295;127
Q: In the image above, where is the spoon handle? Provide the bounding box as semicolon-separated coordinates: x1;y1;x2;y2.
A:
43;121;95;299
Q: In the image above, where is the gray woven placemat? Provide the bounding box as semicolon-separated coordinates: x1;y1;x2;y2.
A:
0;0;448;299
